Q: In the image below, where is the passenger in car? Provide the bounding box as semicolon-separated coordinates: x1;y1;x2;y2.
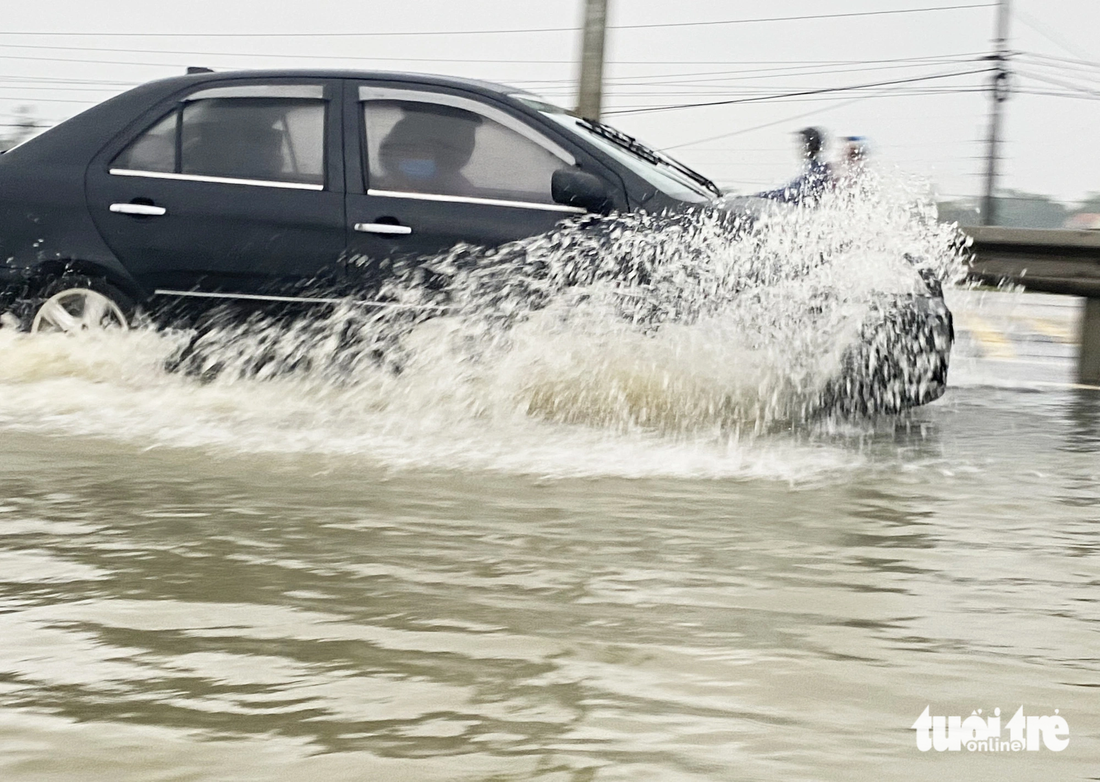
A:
183;110;287;182
376;106;482;197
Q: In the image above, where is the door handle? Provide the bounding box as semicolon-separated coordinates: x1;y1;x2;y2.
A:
110;203;167;216
354;222;412;236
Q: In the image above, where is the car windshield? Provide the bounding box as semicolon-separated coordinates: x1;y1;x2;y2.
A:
522;98;718;204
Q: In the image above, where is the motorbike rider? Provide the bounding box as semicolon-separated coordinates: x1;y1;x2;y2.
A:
755;127;835;205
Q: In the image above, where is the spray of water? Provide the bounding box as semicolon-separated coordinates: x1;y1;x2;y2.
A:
173;171;964;426
0;173;967;478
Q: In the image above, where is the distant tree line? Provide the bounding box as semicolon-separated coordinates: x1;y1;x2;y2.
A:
0;106;41;152
938;190;1100;230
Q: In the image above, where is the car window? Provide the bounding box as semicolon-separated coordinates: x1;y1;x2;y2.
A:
364;100;566;204
113;111;177;173
181;98;324;185
113;97;325;187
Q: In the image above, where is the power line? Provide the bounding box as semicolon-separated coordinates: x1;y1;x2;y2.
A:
529;72;992;94
1015;70;1100;99
1015;88;1100;100
602;86;988;112
0;48;994;69
0;83;124;93
1015;54;1100;86
665;94;913;150
0;94;100;104
561;57;985;87
0;43;985;76
615;3;996;30
615;55;987;67
1013;8;1095;63
0;52;186;68
605;68;995;115
1015;66;1100;90
0;43;973;79
0;4;997;38
0;75;137;86
0;53;992;89
561;85;990;101
1017;51;1100;71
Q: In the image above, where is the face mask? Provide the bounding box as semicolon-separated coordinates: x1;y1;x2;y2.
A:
397;159;436;180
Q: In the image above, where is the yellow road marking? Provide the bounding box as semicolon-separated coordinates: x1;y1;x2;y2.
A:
955;312;1016;359
1026;317;1076;344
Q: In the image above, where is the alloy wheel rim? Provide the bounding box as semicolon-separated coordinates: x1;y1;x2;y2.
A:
31;288;128;334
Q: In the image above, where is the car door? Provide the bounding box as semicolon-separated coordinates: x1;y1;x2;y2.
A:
343;82;589;293
86;79;345;306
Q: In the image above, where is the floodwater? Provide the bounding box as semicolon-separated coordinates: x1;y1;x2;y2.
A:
0;198;1097;780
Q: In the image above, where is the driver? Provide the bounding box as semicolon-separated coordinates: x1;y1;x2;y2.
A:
376;105;482;196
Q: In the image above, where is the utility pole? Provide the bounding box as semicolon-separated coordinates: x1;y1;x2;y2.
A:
576;0;609;121
981;0;1011;226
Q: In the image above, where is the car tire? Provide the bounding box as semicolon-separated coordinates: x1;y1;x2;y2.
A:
29;275;134;334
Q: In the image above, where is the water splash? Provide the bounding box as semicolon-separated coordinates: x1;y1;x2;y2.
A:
175;171;964;427
0;174;967;477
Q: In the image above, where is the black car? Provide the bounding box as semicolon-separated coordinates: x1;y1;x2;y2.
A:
0;68;952;411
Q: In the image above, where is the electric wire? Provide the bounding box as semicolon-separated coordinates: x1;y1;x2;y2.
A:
0;43;985;76
664;95;892;150
1013;8;1096;63
604;68;996;115
1017;51;1100;72
0;4;997;38
1014;69;1100;99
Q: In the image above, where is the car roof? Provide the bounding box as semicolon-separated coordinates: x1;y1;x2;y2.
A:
155;68;534;99
0;68;551;168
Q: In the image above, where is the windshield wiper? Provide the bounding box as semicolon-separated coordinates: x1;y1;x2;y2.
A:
579;118;722;198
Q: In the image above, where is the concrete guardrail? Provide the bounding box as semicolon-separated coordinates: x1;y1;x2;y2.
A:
962;226;1100;385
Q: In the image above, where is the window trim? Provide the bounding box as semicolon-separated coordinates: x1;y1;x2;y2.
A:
360;87;576;166
109;168;325;191
184;84;325;101
366;188;584;213
358;86;578;204
359;87;577;165
109;88;330;190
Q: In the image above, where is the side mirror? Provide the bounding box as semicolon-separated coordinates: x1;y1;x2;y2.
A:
552;168;613;215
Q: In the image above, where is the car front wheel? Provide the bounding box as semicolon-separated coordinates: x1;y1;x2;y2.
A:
30;277;133;334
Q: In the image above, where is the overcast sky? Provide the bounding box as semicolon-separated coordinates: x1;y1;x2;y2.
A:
2;1;1098;202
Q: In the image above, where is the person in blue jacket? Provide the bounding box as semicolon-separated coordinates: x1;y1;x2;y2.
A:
756;127;835;205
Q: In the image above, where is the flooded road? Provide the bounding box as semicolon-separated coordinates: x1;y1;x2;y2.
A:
0;289;1097;781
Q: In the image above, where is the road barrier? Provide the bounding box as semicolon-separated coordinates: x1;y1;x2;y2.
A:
964;227;1100;385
